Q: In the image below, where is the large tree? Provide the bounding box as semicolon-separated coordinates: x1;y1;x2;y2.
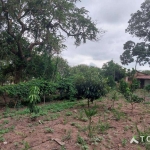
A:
0;0;102;83
120;0;150;68
120;41;150;69
102;60;126;82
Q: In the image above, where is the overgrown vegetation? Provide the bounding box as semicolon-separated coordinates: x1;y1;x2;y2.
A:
1;0;150;149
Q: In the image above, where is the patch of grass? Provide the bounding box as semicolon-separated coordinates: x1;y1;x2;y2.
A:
0;136;5;142
77;134;89;150
70;122;76;126
44;127;54;133
49;113;60;121
1;101;77;118
3;120;9;124
0;126;14;135
22;141;30;150
70;122;82;130
111;109;126;121
15;131;27;138
14;142;19;148
70;122;87;132
77;134;86;145
124;125;129;131
121;138;127;147
90;136;102;145
28;124;33;127
62;130;72;142
38;110;48;116
97;122;110;134
78;110;84;120
43;117;50;121
63;116;68;125
80;117;88;122
60;145;66;150
44;101;77;113
65;111;72;116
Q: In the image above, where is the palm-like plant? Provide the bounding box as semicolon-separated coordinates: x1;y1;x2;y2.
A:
84;108;97;137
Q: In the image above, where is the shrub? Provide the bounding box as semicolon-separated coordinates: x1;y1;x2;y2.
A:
0;79;57;106
28;86;40;114
145;84;150;92
74;75;108;107
57;77;77;101
119;79;143;112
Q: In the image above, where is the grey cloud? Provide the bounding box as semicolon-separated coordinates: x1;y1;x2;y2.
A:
62;0;148;70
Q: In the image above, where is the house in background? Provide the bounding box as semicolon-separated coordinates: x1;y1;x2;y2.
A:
125;71;150;88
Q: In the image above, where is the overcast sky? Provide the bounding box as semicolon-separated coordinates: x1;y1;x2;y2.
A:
61;0;149;70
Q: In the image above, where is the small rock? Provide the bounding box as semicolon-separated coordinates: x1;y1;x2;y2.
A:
3;141;7;145
38;120;43;124
73;109;77;113
52;138;65;146
137;125;144;132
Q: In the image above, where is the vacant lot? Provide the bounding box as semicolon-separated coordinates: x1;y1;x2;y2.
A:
0;92;150;150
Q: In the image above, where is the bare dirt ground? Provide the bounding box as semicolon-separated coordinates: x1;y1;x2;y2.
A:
0;94;150;150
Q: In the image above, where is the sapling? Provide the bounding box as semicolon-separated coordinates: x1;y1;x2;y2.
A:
84;108;97;137
111;91;118;108
28;86;40;117
119;79;143;113
125;87;143;112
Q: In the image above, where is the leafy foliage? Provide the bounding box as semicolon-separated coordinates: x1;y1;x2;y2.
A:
0;0;102;83
118;79;129;94
120;41;150;67
0;79;57;106
121;0;150;67
111;91;119;108
102;60;126;83
119;79;143;111
57;77;77;100
145;84;150;92
28;86;40;114
84;108;97;137
126;0;150;41
74;75;108;106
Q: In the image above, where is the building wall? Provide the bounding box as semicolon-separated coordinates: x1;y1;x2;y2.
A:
144;80;150;86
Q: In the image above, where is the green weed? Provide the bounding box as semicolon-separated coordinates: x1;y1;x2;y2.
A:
62;130;72;142
65;111;72;116
121;138;127;147
45;127;54;133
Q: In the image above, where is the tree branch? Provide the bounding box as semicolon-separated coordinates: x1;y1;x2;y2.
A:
28;41;43;52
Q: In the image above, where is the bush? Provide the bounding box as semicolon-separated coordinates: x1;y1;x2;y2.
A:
74;75;108;107
118;79;129;94
119;79;143;112
145;84;150;92
0;79;57;106
57;77;77;101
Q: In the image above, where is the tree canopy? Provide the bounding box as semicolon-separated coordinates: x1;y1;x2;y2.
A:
120;0;150;68
102;60;126;82
0;0;102;83
126;0;150;41
120;41;150;69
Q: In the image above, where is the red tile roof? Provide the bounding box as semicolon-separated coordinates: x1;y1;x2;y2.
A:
136;75;150;79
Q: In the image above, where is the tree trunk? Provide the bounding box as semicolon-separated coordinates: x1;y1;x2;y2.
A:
131;103;134;113
2;94;7;106
14;67;23;84
43;95;45;104
88;99;90;108
113;100;115;108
